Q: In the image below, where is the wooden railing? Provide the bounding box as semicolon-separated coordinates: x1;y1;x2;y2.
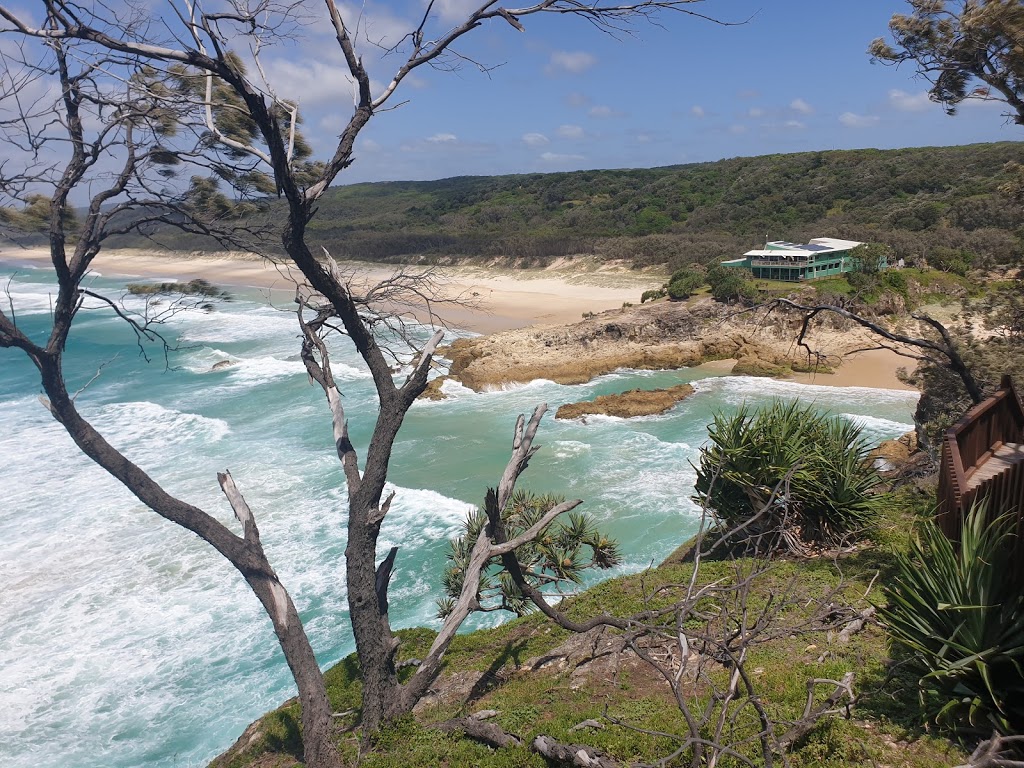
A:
937;375;1024;544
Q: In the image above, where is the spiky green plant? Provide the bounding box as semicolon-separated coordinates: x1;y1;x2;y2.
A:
693;400;881;552
437;489;621;619
878;502;1024;738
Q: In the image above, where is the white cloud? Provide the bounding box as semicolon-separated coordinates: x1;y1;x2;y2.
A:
433;0;482;22
747;107;766;118
566;92;589;107
783;120;805;129
540;151;585;162
839;112;880;128
426;132;458;143
635;134;652;144
547;51;597;75
790;98;814;115
691;105;706;119
263;58;351;106
888;89;932;112
728;124;747;135
588;104;621;118
359;138;382;152
522;132;550;147
557;124;585;139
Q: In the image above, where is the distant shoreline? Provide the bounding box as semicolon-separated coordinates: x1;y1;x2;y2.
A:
0;247;918;393
0;247;658;335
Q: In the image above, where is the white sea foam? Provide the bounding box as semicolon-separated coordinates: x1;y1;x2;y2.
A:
439;377;474;397
175;305;298;344
0;281;922;768
6;287;57;315
92;401;230;447
840;412;915;436
377;483;475;546
694;374;919;408
552;440;592;458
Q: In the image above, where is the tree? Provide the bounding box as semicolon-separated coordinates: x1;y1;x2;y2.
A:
0;2;727;766
706;263;756;304
759;297;990;451
666;266;704;300
870;0;1024;124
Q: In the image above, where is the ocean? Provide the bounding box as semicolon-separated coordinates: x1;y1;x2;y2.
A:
0;263;919;768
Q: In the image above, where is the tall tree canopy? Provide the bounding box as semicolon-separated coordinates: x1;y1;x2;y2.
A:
870;0;1024;123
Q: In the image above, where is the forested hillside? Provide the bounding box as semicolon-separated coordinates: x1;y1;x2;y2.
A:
92;142;1024;269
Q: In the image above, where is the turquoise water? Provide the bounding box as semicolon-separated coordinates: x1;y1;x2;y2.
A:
0;263;918;768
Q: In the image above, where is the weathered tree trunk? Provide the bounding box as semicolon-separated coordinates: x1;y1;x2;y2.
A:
35;351;344;768
247;576;343;768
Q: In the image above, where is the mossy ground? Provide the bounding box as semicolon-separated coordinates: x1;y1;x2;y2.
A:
211;486;966;768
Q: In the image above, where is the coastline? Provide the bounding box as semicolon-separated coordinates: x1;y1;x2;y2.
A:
0;247;657;334
1;246;917;393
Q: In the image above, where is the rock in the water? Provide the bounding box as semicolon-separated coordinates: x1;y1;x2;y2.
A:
555;383;694;420
211;360;235;371
419;377;450;401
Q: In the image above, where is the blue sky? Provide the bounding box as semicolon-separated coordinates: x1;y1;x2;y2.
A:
271;0;1020;184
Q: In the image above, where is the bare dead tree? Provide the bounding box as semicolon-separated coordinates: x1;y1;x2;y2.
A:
0;2;736;766
428;475;865;768
956;735;1024;768
759;296;985;403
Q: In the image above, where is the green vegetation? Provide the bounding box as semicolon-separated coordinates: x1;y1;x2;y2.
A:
665;266;703;300
94;142;1024;271
693;401;881;553
879;503;1024;738
706;264;757;304
213;488;968;768
904;283;1024;447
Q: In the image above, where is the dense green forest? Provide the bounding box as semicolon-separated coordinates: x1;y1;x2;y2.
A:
16;141;1022;270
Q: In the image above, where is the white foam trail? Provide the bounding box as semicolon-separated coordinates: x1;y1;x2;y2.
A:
377;483;476;548
693;374;920;406
480;378;560;393
551;440;591;458
91;401;231;448
841;413;915;435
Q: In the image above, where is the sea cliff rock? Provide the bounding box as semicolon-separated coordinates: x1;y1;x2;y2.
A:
555;384;694;420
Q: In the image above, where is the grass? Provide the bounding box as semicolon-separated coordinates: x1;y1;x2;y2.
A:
210;487;967;768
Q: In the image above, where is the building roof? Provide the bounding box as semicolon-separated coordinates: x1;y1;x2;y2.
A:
743;238;862;259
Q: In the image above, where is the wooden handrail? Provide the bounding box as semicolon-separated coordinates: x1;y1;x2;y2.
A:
937;376;1024;531
947;377;1024;473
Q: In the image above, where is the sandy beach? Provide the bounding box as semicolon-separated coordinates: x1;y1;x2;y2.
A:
0;247;656;334
0;247;917;392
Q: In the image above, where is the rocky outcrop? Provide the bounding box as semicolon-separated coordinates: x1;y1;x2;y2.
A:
870;430;921;467
555;384;694;420
419;377;450;400
441;300;858;391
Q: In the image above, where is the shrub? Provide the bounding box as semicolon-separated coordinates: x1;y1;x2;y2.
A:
666;267;704;300
693;401;880;553
640;288;666;303
706;264;756;304
929;246;976;276
878;503;1024;738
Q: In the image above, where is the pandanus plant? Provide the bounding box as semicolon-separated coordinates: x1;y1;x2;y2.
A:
879;502;1024;738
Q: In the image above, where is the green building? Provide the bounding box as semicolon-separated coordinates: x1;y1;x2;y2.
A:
720;238;876;282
